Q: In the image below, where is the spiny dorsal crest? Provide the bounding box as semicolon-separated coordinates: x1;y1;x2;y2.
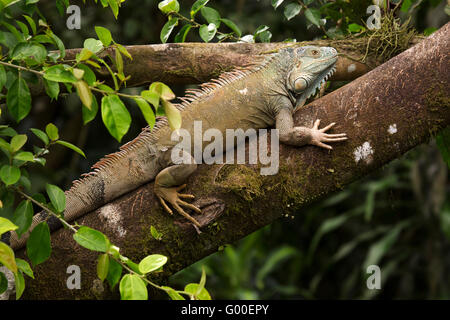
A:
68;52;279;191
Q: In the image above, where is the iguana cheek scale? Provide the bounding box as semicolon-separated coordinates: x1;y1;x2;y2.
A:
6;46;347;250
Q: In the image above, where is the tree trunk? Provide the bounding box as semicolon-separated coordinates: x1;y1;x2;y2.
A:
19;23;449;299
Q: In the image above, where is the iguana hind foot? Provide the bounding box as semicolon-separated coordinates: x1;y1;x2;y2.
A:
154;159;201;227
155;184;202;227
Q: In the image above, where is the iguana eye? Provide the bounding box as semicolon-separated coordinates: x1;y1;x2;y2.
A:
311;49;320;56
294;78;307;92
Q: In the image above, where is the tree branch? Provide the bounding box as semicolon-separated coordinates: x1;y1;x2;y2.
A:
19;23;449;299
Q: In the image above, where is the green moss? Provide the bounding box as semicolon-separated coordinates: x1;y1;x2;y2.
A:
425;84;450;111
360;12;417;64
215;165;264;202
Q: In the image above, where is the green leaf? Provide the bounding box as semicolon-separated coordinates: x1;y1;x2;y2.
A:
74;80;93;110
76;48;93;63
158;0;180;14
10;42;47;66
284;3;301;20
220;18;241;37
119;274;148;300
1;21;23;42
199;23;217;42
138;254;168;274
77;64;97;86
45;123;59;141
363;222;409;269
115;43;132;60
107;0;119;18
0;242;17;274
43;79;60;100
0;217;18;236
7;76;32;122
196;266;206;297
254;25;271;42
348;23;365;33
73;69;84;82
150;225;163;240
16;258;34;279
13;200;33;238
73;226;110;252
201;6;221;27
161;99;181;130
101;95;132;142
174;24;193;43
46;30;66;59
0;127;17;137
0;165;21;186
97;253;109;282
95;26;113;47
14;151;34;162
149;82;175;100
84;38;103;54
43;65;77;83
401;0;412;12
30;128;49;145
423;27;437;36
272;0;284;9
162;286;185;300
23;15;36;35
305;8;322;26
45;183;66;213
160;17;179;44
16;19;29;37
0;138;12;153
255;246;297;289
10;134;27;152
184;283;211;300
26;222;51;266
56;140;86;158
14;271;25;299
436;126;450;168
82;95;99;125
97;84;115;93
134;98;156;128
0;65;6;91
191;0;209;18
106;257;122;289
308;212;355;259
0;272;7;294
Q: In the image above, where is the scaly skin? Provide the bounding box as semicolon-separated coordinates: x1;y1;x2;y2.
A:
5;45;347;249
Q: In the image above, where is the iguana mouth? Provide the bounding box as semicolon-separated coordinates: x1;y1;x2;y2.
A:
305;63;337;101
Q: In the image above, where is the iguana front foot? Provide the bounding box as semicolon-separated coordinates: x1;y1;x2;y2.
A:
155;184;202;227
309;119;347;150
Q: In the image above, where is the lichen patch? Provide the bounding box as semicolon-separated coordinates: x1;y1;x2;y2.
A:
99;204;127;237
388;124;398;134
347;64;356;73
354;142;374;164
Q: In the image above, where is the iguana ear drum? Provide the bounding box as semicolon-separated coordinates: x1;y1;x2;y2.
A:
294;78;308;92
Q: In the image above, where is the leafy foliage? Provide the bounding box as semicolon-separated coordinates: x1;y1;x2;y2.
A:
0;0;200;300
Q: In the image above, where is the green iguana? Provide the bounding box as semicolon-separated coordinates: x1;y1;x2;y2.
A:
5;45;347;250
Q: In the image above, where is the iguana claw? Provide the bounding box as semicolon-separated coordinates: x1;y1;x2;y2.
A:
309;119;348;150
155;184;202;227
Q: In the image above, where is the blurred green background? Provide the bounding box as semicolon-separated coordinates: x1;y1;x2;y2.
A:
15;0;450;299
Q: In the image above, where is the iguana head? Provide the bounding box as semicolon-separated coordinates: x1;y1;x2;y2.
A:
286;46;338;111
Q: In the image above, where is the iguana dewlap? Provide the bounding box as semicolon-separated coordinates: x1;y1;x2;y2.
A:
6;46;347;250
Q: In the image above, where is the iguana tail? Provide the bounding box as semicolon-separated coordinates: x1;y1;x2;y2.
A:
7;122;168;250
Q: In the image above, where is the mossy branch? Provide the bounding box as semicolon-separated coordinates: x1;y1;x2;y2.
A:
17;22;449;299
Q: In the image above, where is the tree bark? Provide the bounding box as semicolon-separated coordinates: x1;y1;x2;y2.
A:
29;36;421;96
19;23;449;299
